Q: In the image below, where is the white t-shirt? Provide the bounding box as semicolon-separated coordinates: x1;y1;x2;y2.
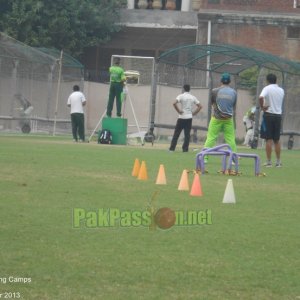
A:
260;84;284;114
176;92;200;119
67;91;86;114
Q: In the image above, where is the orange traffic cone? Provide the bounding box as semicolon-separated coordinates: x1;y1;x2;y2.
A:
190;172;203;196
132;158;140;177
138;161;148;180
156;164;167;185
178;169;189;191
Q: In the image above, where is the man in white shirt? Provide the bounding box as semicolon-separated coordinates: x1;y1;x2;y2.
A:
169;84;202;152
67;85;87;142
259;74;285;167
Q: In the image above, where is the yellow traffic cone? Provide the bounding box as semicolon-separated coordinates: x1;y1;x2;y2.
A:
132;158;140;177
138;161;148;180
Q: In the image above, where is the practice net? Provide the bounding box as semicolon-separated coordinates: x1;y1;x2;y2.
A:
0;32;84;134
150;44;300;148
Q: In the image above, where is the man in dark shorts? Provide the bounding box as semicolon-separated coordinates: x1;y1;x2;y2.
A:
259;74;285;167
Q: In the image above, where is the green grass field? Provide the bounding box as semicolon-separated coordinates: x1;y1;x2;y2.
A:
0;135;299;300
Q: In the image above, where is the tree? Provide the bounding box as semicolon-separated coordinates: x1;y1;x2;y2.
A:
238;66;259;99
0;0;126;59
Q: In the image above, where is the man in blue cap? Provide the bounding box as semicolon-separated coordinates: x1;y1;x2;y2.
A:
203;73;237;161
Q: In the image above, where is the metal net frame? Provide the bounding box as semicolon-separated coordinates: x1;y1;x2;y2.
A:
0;32;84;134
147;43;300;148
111;55;155;133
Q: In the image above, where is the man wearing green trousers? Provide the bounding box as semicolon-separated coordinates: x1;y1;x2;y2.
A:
106;57;126;117
204;73;237;162
67;85;87;142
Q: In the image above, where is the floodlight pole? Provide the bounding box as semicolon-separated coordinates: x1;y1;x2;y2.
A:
53;49;63;136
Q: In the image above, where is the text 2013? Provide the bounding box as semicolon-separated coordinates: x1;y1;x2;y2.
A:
0;292;21;299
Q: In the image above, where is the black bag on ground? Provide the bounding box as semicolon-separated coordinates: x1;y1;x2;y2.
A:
98;129;112;144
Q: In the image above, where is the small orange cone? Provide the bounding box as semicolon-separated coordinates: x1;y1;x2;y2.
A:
138;161;148;180
190;172;203;196
178;169;189;191
132;158;140;177
156;164;166;185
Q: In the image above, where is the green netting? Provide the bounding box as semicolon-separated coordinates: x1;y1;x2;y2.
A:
37;47;83;69
0;32;83;68
0;32;55;65
158;44;300;76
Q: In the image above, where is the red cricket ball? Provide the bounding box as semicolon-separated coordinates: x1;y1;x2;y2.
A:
154;207;176;229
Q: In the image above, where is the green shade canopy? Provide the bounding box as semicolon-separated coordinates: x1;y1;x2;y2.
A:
158;44;300;76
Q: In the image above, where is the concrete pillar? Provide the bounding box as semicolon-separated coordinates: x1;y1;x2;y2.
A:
127;0;134;9
192;0;201;11
181;0;191;11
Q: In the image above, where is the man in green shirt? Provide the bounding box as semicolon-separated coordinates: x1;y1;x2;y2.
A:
106;58;126;117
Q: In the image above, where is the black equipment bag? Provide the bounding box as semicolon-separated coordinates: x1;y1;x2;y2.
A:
98;129;112;144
